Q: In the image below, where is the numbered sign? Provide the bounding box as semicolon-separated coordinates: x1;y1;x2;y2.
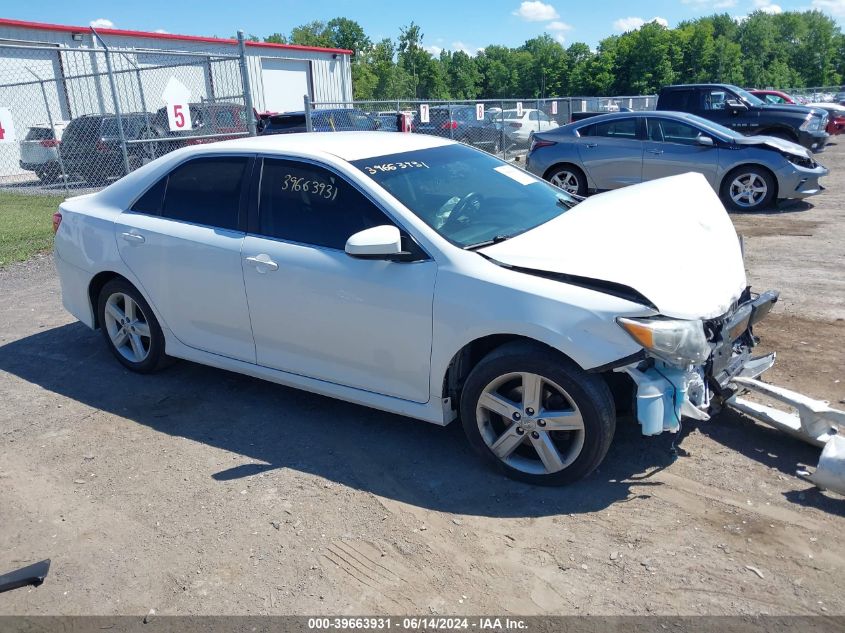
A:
0;107;16;143
516;101;523;117
166;103;192;132
161;77;192;132
419;103;430;124
551;100;558;115
476;103;484;121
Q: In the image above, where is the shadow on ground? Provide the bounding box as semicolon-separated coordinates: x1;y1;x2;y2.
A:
0;322;695;518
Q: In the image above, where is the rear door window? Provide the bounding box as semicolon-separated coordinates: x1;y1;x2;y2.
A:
581;118;639;139
150;156;249;230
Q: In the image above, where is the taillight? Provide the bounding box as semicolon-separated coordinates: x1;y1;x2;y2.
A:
440;120;458;130
40;139;60;147
529;138;556;153
95;140;108;152
52;212;62;234
509;122;522;129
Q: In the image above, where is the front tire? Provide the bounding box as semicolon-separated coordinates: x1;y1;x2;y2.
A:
460;342;616;485
98;279;167;373
721;166;776;212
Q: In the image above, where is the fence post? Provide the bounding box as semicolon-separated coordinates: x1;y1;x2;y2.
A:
91;27;131;177
500;99;505;160
237;31;258;136
304;95;313;133
26;67;70;192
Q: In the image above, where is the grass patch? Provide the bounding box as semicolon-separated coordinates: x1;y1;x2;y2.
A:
0;192;65;267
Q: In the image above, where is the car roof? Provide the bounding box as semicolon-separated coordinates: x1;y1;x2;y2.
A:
200;131;453;161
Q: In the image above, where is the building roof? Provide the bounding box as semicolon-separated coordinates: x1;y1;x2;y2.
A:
0;17;353;55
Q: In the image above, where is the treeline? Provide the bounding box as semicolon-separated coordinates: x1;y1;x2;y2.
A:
244;10;844;99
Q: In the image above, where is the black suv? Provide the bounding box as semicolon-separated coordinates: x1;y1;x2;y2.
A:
657;84;828;152
59;113;155;184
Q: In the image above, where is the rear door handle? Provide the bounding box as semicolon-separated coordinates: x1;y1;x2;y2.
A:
584;143;598;149
244;254;279;272
120;231;145;244
646;148;664;155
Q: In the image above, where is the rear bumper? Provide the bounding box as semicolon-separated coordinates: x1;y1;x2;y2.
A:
19;159;57;171
53;250;96;329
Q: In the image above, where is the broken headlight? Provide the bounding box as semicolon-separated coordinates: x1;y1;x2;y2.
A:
617;317;711;366
783;152;817;169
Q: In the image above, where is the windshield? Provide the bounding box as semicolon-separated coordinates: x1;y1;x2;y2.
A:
351;144;578;248
730;85;765;107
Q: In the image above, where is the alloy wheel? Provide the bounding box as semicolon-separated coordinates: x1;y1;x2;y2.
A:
103;292;152;363
475;372;585;475
549;170;582;195
729;172;768;209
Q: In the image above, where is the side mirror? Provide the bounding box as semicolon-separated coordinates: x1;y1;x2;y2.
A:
345;225;409;260
726;99;748;113
697;134;715;147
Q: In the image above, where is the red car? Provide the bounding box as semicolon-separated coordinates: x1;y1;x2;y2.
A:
805;103;845;135
749;89;797;105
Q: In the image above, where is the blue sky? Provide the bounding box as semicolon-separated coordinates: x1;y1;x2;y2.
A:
5;0;845;52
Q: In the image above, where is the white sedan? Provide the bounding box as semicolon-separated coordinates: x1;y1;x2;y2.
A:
501;108;559;144
54;132;778;485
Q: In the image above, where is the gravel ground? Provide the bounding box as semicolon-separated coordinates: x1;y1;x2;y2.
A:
0;142;843;617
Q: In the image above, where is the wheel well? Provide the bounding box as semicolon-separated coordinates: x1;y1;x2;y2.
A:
720;163;779;200
442;335;570;407
759;127;798;141
543;162;585;182
88;271;129;328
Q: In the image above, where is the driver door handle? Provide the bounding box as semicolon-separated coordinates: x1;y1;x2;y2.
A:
244;254;279;272
120;231;145;244
584;143;598;149
646;148;664;155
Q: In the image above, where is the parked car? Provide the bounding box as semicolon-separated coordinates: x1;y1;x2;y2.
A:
525;111;827;212
260;108;381;135
373;111;417;132
149;102;254;156
19;121;69;183
415;105;503;153
501;108;559;145
59;113;156;184
54;132;779;485
748;89;797;105
656;84;829;152
805;102;845;135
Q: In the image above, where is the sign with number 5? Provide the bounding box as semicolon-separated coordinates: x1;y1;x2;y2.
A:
161;77;192;132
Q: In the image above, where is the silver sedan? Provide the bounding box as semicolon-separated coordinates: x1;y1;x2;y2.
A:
525;111;828;211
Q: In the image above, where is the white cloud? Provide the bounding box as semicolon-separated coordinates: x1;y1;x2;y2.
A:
812;0;845;17
681;0;737;8
451;41;478;55
546;20;572;31
753;0;782;14
613;16;669;32
154;29;169;34
89;18;114;29
424;45;443;56
512;1;559;21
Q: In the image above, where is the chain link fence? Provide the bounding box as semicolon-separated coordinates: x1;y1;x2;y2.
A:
0;35;253;195
777;86;843;104
302;95;655;162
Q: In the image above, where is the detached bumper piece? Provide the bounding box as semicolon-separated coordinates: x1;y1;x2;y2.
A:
727;377;845;496
0;559;51;594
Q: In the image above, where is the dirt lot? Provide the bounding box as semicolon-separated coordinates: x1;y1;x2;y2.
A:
0;143;843;617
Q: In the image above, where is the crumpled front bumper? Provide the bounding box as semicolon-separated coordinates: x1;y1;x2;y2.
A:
618;289;780;436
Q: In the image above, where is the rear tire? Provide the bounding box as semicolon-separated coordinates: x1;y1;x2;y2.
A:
98;279;168;373
459;341;616;485
545;164;587;196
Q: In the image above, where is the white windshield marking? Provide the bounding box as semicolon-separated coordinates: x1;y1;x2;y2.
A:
495;165;537;186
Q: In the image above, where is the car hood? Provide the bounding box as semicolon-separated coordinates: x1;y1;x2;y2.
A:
760;102;825;117
479;172;746;320
732;134;813;158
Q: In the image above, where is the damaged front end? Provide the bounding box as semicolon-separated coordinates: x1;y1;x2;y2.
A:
615;288;780;435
